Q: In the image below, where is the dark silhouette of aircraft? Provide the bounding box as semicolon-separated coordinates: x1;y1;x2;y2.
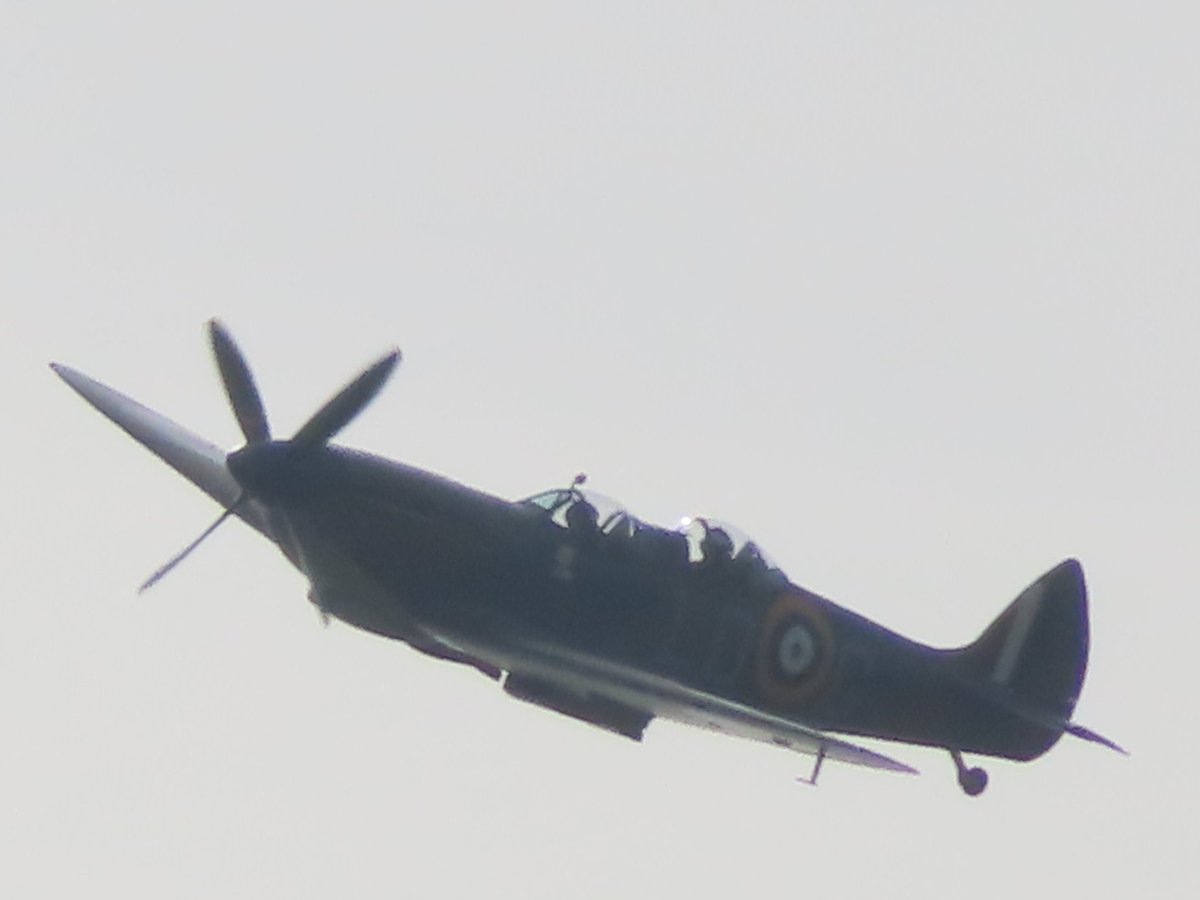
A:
52;322;1123;795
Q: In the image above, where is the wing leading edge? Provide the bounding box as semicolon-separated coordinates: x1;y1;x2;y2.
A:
51;364;276;544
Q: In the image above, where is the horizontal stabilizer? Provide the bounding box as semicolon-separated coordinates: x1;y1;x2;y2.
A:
1065;722;1128;755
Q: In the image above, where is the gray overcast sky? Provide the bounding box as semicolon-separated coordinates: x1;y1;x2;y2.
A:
3;4;1195;897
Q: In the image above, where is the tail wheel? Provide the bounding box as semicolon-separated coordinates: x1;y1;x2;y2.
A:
753;590;835;710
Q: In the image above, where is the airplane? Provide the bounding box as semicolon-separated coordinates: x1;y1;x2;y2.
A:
52;321;1124;795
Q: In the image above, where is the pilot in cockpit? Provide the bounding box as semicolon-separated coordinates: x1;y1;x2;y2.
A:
565;495;599;539
699;523;735;567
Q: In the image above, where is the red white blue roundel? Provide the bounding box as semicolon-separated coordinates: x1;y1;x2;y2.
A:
754;590;835;709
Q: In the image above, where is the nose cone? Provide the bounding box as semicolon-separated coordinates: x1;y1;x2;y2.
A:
227;441;304;500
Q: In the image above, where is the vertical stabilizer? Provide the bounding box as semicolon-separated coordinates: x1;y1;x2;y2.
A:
957;558;1089;729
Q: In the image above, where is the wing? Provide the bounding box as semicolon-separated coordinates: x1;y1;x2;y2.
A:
435;629;917;775
51;364;280;549
51;363;483;657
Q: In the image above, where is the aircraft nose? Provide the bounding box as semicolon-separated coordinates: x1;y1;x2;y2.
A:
227;441;299;500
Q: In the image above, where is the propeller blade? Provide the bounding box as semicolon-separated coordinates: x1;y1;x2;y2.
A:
138;498;243;593
290;350;400;449
209;320;271;445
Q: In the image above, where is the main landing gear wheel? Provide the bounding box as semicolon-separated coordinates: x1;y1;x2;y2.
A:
950;749;988;796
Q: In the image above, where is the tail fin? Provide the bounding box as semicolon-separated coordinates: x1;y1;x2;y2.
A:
959;558;1089;722
950;561;1094;758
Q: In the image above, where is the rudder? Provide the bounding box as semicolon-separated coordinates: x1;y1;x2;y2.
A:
956;558;1089;728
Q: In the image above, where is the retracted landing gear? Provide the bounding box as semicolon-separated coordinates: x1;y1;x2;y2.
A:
949;749;988;796
796;746;827;787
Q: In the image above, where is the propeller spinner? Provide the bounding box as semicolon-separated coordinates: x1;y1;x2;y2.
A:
139;320;400;592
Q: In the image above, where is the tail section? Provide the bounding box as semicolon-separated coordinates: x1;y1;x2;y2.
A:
951;558;1124;761
958;558;1089;727
807;556;1121;792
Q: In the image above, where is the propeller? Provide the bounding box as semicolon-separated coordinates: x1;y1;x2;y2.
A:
210;320;271;445
290;350;399;450
138;503;243;592
139;320;400;592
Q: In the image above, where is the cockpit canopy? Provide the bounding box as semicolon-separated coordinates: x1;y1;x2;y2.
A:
523;488;636;537
675;516;781;571
522;488;783;576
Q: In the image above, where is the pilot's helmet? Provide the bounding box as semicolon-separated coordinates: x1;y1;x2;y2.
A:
565;498;599;535
701;525;735;561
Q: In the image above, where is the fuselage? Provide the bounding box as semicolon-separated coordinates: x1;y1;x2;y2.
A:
232;443;1063;760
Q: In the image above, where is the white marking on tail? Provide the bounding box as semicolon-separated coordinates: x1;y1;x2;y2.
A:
991;581;1044;685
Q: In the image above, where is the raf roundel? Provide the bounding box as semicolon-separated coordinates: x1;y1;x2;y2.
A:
754;590;835;709
777;621;818;678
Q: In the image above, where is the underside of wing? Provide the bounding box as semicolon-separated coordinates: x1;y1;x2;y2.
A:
436;630;917;775
51;364;278;546
635;677;918;773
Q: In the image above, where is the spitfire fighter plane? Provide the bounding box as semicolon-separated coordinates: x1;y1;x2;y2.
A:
53;322;1122;795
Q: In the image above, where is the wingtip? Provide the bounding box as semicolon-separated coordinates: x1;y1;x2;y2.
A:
881;754;920;776
50;362;88;391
